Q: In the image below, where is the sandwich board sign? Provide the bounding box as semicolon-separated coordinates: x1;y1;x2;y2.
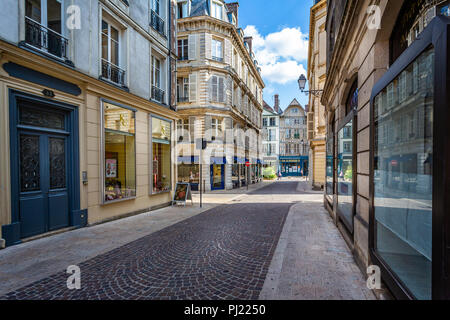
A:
172;183;193;206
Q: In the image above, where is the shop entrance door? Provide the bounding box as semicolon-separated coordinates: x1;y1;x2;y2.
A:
210;164;224;190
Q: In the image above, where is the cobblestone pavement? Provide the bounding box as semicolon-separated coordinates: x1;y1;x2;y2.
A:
1;182;297;300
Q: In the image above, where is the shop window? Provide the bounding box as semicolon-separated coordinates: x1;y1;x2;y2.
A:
151;116;172;194
103;101;136;203
373;47;434;300
326;134;334;201
337;120;353;231
178;163;199;190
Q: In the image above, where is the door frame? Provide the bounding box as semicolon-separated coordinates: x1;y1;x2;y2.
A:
5;90;81;245
210;164;224;190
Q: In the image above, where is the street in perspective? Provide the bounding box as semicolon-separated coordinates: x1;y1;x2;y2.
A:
0;0;449;308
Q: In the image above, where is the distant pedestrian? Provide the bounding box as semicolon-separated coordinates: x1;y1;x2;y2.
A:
277;171;282;180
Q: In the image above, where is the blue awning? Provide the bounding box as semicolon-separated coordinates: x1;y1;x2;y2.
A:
234;157;245;164
211;157;226;164
177;156;199;164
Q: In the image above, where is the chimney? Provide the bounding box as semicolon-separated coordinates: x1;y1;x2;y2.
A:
226;2;239;26
244;36;253;55
274;94;280;113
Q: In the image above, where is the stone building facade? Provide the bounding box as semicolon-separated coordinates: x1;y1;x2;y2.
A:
262;101;281;171
307;0;327;189
0;0;179;248
279;99;309;177
322;0;450;299
175;0;264;191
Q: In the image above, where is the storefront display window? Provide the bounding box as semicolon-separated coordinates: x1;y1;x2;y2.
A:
373;47;434;300
103;101;136;203
337;120;353;230
178;164;199;190
152;116;172;194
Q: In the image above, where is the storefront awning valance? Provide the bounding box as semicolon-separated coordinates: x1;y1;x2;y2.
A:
234;157;246;164
211;157;226;164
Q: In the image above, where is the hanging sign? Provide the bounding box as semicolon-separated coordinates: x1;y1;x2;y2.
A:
172;183;193;206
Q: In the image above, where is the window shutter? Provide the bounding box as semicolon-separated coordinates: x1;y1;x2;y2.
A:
218;77;225;103
188;34;197;60
204;115;212;141
205;34;212;59
224;118;232;144
189;73;197;102
307;112;314;140
224;39;231;64
211;76;218;102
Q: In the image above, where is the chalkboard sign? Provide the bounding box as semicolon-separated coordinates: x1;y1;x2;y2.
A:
172;183;193;206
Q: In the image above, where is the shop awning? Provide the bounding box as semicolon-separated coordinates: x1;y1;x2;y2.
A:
211;157;226;164
177;156;199;164
234;157;246;164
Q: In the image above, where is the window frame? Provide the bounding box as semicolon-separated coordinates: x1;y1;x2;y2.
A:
149;114;173;195
369;17;450;300
212;38;223;61
177;38;188;60
100;98;137;205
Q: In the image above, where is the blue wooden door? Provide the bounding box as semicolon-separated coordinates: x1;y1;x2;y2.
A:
210;164;224;190
18;131;69;238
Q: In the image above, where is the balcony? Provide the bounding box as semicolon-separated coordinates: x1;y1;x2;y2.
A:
152;86;165;103
24;17;69;61
101;60;126;86
151;10;165;36
177;96;189;103
178;55;189;61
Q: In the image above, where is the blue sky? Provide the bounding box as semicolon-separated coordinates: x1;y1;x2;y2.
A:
238;0;314;111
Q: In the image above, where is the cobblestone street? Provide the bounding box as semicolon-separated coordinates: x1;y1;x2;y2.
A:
0;180;374;300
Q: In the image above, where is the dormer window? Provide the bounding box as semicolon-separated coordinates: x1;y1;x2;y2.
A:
177;1;189;19
211;1;223;20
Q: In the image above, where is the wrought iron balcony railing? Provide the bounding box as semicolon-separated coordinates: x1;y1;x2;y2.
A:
101;59;126;86
150;10;165;36
25;17;69;60
177;96;189;103
152;86;165;103
178;55;189;61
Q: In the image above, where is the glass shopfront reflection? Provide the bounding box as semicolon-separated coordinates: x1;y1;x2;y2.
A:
374;47;434;300
337;120;353;230
326;135;334;202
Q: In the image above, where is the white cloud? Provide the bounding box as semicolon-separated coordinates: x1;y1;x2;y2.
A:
244;25;309;85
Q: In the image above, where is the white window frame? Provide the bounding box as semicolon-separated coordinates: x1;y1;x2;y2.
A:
177;0;189;18
101;19;121;68
152;55;162;89
178;38;188;60
211;1;223;20
212;38;223;61
211;118;223;138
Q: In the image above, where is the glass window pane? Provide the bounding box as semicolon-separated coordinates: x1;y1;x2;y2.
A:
49;137;66;189
111;40;119;66
26;0;41;23
110;26;119;42
104;102;135;134
102;33;108;60
153;142;171;193
47;0;62;34
19;105;65;130
104;133;136;202
102;20;108;35
374;47;434;300
104;102;136;203
20;134;40;192
337;120;353;229
152;117;171;141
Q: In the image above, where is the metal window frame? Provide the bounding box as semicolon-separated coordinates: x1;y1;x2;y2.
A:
369;16;450;300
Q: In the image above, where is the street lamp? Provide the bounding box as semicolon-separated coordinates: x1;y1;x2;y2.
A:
298;74;323;97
